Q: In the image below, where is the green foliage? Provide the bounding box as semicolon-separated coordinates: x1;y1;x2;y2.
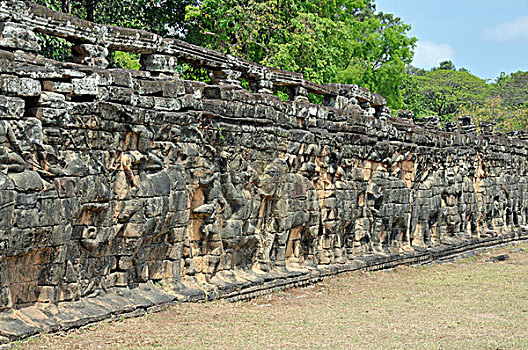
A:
457;96;528;132
186;0;416;109
403;63;489;120
400;71;434;118
434;60;456;71
107;51;141;70
274;88;290;102
239;78;252;93
493;71;528;108
403;61;528;130
185;0;346;82
36;32;72;61
308;93;323;105
337;11;416;109
178;65;211;83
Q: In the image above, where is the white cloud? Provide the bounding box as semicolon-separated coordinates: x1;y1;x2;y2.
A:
485;16;528;41
412;40;455;69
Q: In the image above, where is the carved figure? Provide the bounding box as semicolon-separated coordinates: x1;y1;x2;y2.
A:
0;120;25;173
23;118;64;176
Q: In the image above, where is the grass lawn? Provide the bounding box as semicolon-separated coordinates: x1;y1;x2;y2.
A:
16;243;528;349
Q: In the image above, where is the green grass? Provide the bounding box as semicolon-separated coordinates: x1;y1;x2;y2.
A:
16;243;528;349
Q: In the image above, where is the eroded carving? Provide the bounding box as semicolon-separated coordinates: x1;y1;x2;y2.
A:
0;1;527;341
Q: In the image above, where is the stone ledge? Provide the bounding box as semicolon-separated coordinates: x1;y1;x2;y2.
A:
2;0;389;111
1;231;526;346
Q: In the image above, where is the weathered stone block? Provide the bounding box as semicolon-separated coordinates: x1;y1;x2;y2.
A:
8;172;43;192
72;77;98;96
42;81;73;94
140;54;179;73
37;286;57;303
38;91;66;108
0;95;24;118
0;22;40;52
0;75;40;96
54;177;78;198
72;44;109;68
29;107;68;126
58;283;80;302
0;50;14;73
108;86;134;103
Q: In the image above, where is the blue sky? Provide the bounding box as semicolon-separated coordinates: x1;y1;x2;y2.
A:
376;0;528;81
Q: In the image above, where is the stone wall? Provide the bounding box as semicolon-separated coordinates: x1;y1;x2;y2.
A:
0;0;527;342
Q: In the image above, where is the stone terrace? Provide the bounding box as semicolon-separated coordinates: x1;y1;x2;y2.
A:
0;0;527;343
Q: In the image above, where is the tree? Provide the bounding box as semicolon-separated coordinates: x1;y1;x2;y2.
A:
404;67;489;119
336;11;416;109
400;70;433;117
34;0;417;109
186;0;349;82
36;0;192;35
185;0;416;109
34;0;193;69
493;71;528;108
433;60;456;71
457;96;528;132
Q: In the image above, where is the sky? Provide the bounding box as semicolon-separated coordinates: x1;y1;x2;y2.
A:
375;0;528;81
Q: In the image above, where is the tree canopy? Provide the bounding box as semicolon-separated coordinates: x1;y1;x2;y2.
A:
34;0;196;65
458;96;528;133
401;61;528;132
34;0;416;109
185;0;416;109
493;71;528;108
406;66;489;119
34;0;192;34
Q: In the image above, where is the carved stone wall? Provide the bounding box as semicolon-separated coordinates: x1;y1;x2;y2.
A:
0;0;527;342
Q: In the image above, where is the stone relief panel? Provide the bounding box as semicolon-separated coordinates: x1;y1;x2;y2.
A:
0;2;527;325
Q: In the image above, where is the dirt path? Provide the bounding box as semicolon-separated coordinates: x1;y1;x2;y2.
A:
15;244;528;350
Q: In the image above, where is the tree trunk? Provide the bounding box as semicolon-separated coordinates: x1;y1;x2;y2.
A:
85;0;95;21
61;0;70;13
